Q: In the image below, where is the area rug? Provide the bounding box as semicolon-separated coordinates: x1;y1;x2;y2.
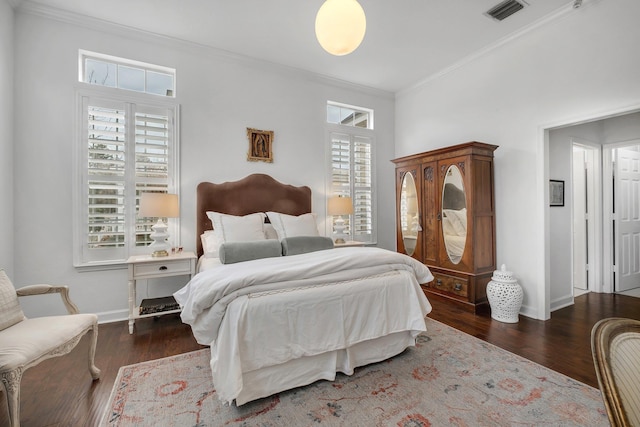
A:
101;318;608;426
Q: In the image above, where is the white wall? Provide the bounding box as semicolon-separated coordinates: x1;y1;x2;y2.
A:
12;9;396;321
0;0;14;278
396;0;640;319
602;112;640;144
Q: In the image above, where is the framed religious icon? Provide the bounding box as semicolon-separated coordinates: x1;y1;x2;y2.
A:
549;180;564;207
247;128;274;163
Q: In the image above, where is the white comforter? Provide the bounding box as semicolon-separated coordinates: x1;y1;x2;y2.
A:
174;247;433;345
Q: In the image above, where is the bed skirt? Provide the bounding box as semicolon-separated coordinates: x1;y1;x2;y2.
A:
233;330;417;405
208;269;431;405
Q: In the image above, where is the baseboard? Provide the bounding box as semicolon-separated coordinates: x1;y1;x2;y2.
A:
550;295;574;312
96;309;129;324
518;302;538;320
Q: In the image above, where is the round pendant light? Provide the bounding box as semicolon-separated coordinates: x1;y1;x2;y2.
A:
315;0;366;56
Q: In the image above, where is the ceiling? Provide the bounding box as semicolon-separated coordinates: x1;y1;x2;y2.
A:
14;0;577;93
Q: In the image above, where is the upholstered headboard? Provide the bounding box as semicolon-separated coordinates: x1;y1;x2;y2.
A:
196;174;312;257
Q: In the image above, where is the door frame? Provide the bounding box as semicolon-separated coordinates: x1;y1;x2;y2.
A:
603;139;640;293
541;104;640;320
570;139;601;294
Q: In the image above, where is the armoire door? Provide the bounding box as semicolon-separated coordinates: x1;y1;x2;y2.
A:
396;166;423;262
421;161;438;265
437;155;472;272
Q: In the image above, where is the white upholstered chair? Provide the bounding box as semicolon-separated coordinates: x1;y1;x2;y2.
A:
0;270;100;427
591;317;640;427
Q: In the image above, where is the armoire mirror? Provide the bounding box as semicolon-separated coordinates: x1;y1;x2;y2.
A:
441;165;467;264
400;172;420;256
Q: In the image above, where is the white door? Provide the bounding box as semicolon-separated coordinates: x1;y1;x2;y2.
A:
615;147;640;292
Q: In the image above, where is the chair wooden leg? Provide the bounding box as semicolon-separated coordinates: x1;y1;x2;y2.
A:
1;368;23;427
88;323;101;380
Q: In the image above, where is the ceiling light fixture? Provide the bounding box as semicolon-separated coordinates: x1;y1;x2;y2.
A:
315;0;366;56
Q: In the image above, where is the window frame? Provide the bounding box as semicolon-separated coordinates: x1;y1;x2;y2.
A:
327;101;374;129
73;86;180;270
325;101;377;245
79;50;176;98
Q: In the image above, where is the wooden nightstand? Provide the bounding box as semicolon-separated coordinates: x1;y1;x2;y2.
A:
126;251;196;334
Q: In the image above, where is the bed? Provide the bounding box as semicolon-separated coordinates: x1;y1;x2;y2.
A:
174;174;433;405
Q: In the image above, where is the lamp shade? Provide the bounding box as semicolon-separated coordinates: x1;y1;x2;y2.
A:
138;193;179;218
327;196;354;215
315;0;366;56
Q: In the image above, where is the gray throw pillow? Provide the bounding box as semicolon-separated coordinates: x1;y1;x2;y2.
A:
281;236;334;256
218;240;282;264
0;270;25;331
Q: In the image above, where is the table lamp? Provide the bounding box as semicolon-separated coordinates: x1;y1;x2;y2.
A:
138;192;179;257
327;195;354;244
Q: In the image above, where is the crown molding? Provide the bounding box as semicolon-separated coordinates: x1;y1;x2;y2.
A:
15;1;394;100
397;1;579;98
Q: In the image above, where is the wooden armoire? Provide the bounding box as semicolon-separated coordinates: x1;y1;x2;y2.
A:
392;142;498;312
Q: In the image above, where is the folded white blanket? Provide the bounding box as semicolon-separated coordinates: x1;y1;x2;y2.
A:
174;247;433;345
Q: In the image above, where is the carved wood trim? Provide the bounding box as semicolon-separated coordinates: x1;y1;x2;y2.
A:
424;166;433;182
457;161;466;174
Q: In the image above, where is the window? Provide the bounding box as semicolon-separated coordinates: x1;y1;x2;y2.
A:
80;50;175;97
327;102;375;244
327;102;372;128
74;94;179;267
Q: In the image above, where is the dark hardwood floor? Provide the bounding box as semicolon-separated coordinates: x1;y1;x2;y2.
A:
427;292;640;387
2;292;638;426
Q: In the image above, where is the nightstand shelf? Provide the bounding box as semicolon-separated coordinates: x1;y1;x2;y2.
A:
126;251;196;334
135;308;182;320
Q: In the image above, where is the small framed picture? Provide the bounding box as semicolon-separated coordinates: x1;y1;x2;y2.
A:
247;128;274;163
549;180;564;207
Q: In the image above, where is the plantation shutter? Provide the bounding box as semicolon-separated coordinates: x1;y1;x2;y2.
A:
134;110;171;247
353;137;372;239
331;133;351;194
330;132;374;243
87;103;127;256
77;95;177;266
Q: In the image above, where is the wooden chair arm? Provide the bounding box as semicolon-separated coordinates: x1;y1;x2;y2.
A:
16;285;80;314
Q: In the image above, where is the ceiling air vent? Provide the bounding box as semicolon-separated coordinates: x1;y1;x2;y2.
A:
485;0;526;21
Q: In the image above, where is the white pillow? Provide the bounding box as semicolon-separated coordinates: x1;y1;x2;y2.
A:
266;212;319;239
206;212;266;246
264;223;279;240
200;230;222;258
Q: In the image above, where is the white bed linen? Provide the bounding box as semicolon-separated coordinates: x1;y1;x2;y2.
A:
196;256;222;273
175;247;433;405
233;331;417;405
176;247;433;345
214;269;430;404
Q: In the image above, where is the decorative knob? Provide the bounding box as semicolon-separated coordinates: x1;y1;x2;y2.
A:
159;266;168;271
487;264;523;323
491;264;516;283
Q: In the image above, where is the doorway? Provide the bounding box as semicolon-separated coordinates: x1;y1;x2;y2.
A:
604;142;640;295
572;144;597;297
547;111;640;313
